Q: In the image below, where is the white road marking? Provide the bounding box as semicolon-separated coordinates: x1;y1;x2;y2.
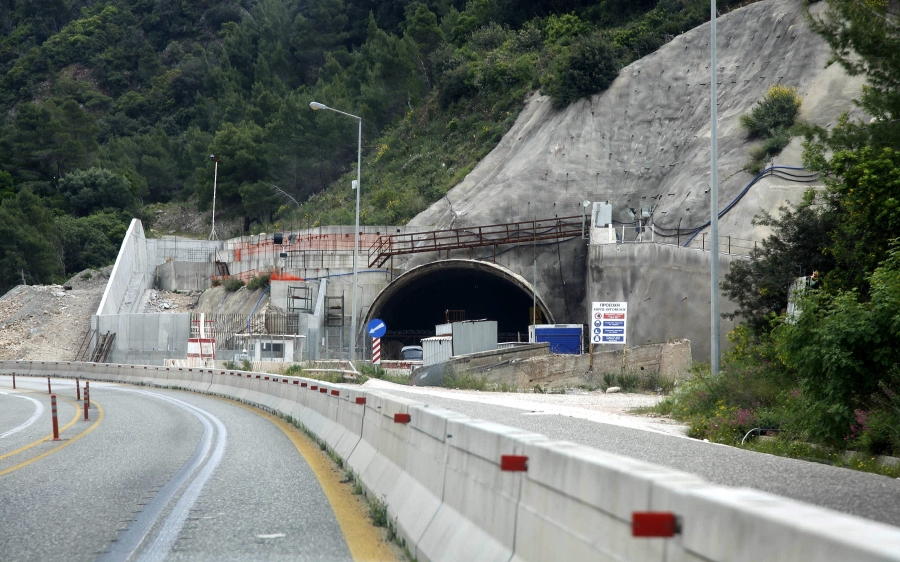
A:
256;533;286;539
0;391;44;439
97;388;227;562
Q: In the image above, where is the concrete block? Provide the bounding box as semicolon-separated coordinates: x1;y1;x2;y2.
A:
679;486;900;562
512;477;665;562
416;502;513;562
523;440;682;522
438;446;522;553
447;418;547;464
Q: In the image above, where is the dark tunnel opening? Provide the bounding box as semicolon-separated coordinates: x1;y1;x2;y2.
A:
367;262;552;359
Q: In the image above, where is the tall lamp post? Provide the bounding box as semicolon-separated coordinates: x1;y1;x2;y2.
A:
209;154;219;241
709;2;721;375
310;101;362;362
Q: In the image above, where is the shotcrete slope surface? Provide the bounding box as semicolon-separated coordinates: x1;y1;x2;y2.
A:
409;0;863;244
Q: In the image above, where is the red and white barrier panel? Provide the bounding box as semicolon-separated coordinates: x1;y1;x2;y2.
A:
373;338;381;365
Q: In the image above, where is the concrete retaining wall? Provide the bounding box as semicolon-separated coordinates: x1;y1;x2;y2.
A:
588;243;743;361
4;360;900;562
92;313;190;365
413;340;692;390
155;261;215;291
97;219;151;315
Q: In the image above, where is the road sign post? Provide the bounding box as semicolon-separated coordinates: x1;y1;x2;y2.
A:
366;319;387;363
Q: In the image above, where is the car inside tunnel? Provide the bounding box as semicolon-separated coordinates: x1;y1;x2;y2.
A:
366;261;552;359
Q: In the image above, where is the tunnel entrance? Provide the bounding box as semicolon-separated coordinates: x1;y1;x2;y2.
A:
365;260;554;359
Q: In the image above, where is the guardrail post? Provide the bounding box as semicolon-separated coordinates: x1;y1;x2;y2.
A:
11;372;14;389
51;394;60;441
47;375;51;394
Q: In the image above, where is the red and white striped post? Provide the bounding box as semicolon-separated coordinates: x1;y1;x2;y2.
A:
50;394;60;441
75;378;81;401
47;375;52;394
372;337;381;365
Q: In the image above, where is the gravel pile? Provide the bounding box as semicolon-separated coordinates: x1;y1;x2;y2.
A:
0;267;110;361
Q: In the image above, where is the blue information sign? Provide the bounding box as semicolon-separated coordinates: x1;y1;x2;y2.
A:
602;335;625;343
367;318;387;338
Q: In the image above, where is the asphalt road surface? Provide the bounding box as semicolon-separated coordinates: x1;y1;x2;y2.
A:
375;386;900;529
0;376;380;562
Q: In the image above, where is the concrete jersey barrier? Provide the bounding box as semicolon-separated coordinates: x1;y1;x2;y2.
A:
3;361;900;562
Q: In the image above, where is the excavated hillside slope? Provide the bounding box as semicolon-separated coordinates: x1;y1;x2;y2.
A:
409;0;863;242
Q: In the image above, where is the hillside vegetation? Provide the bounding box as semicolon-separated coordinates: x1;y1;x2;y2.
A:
0;0;751;294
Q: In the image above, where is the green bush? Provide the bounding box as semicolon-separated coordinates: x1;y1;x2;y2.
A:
775;248;900;447
221;278;245;292
543;32;621;108
740;85;802;171
740;85;802;139
246;272;271;291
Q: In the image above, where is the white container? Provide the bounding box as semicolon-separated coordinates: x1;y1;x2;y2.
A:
422;336;452;366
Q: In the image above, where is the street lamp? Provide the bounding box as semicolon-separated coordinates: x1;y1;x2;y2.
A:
709;2;721;375
310;101;362;362
209;154;219;241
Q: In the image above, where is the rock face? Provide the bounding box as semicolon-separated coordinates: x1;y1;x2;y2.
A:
406;0;865;325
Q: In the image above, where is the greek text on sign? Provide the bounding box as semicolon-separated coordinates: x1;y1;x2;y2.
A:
591;302;627;345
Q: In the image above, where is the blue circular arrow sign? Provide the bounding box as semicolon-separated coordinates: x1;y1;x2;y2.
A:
367;318;387;338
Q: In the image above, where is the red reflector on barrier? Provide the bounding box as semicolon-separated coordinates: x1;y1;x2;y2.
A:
311;385;318;390
331;390;339;396
301;382;308;388
394;413;411;424
319;388;327;393
632;512;679;538
356;397;366;405
264;376;269;380
500;455;528;472
293;380;299;385
283;379;288;384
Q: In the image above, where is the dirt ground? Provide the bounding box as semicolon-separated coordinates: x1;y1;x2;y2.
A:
0;267;112;361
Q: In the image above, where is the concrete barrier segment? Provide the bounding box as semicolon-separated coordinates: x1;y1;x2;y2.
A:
512;477;667;562
678;486;900;562
522;439;686;523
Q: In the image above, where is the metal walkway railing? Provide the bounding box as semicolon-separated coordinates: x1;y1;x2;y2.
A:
368;215;583;267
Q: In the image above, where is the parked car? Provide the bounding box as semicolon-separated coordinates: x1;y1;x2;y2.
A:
400;345;423;361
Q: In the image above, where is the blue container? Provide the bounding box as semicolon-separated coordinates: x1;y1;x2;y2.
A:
532;325;583;355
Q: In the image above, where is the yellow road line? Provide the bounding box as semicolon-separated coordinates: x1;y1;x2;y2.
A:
0;398;82;462
210;396;398;562
0;400;104;477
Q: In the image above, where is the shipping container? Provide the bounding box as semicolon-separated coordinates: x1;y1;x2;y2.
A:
422;336;452;366
451;320;498;356
528;324;583;355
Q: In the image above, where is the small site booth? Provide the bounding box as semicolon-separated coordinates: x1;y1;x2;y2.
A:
529;324;583;355
234;334;306;362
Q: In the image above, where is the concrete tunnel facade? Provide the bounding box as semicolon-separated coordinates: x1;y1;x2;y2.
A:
364;259;555;357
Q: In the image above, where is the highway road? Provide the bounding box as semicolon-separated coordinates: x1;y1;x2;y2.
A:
0;376;395;562
373;386;900;529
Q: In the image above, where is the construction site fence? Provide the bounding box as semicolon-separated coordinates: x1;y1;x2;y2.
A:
190;311;302;351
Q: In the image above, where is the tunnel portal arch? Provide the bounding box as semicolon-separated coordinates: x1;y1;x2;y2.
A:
364;260;554;358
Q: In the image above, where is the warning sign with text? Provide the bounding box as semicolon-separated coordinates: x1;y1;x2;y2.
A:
591;302;627;345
